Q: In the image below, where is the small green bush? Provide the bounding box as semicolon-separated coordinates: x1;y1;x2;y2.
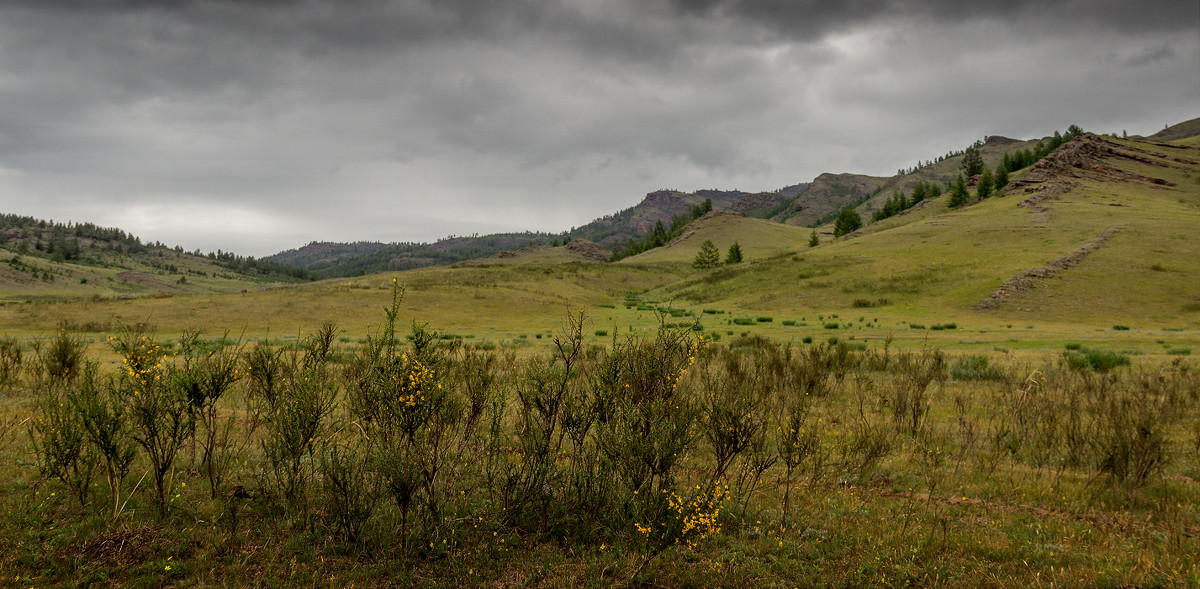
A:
782;320;796;326
1064;342;1082;351
1112;325;1130;331
594;330;608;337
1064;348;1131;372
950;355;1006;381
756;317;773;323
802;336;813;344
823;323;839;330
733;318;754;326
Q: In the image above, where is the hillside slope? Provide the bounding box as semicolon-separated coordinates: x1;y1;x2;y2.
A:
0;215;308;301
1147;116;1200;142
647;133;1199;327
621;212;811;265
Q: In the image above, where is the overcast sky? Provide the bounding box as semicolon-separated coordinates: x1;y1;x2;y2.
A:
0;0;1196;257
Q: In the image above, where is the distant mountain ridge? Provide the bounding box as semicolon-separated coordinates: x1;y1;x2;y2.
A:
258;127;1135;277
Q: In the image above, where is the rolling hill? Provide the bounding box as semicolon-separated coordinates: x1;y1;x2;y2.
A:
646;131;1200;329
0;215;309;302
2;120;1196;347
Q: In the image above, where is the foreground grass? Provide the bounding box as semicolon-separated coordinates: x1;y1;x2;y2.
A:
2;307;1198;587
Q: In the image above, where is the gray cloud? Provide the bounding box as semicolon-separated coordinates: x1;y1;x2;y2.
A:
0;0;1195;256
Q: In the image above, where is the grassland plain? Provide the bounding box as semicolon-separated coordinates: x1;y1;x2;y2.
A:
1;301;1198;587
0;132;1198;587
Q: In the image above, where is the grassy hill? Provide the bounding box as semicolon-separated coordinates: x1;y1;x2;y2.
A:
265;231;563;278
1146;116;1200;141
622;212;812;265
5;129;1195;354
616;132;1199;353
0;215;308;302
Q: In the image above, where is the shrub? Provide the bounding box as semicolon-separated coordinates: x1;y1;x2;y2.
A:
71;365;136;519
172;330;244;497
30;364;96;506
782;320;796;326
888;349;946;434
909;324;925;330
756;317;773;323
801;336;813;344
1065;342;1082;351
594;330;608;337
319;442;378;543
823;323;839;330
1064;348;1131;372
0;336;21;393
733;318;754;326
110;328;194;519
950;354;1006;381
32;331;88;387
1093;387;1172;491
1113;325;1131;331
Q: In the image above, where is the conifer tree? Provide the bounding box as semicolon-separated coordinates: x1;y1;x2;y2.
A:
977;168;994;199
693;240;720;269
994;167;1009;191
833;208;862;237
725;241;743;264
948;175;969;208
911;182;927;203
961;146;984;178
808;230;819;247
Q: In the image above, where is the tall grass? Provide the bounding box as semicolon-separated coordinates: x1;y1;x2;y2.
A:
10;303;1200;586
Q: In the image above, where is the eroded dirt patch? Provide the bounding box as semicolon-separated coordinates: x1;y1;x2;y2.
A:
974;227;1121;310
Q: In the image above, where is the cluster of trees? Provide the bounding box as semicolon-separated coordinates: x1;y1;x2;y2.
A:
0;215;145;261
693;239;741;269
295;232;561;278
206;250;311;280
947;125;1083;209
870;180;942;223
998;125;1084;176
612;199;713;262
897;138;988;176
0;214;310;282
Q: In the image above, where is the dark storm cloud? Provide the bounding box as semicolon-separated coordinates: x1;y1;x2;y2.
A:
665;0;1199;35
0;0;1195;256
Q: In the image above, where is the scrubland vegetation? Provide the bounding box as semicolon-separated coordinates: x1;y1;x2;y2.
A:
2;282;1198;587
